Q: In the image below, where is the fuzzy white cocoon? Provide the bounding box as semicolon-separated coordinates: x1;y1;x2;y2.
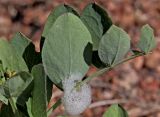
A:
62;74;91;115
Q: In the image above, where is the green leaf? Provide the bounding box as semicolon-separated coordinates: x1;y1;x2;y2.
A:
103;104;128;117
10;32;42;71
98;25;130;66
0;93;8;104
10;32;31;56
42;4;79;37
81;3;112;50
0;39;28;72
1;71;33;98
42;13;92;84
31;64;47;117
26;98;33;117
0;86;6;100
138;24;156;54
16;80;33;106
81;3;112;68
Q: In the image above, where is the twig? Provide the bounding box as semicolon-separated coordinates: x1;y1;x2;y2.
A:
128;105;160;117
127;100;160;117
47;98;61;112
89;99;128;108
75;52;145;89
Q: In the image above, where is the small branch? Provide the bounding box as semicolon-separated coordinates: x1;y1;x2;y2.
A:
82;67;110;85
129;108;160;117
47;98;62;113
89;99;128;108
128;102;160;117
75;53;145;88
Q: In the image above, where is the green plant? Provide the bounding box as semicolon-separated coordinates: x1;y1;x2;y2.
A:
0;2;156;117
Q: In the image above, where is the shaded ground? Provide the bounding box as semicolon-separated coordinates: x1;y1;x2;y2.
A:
0;0;160;117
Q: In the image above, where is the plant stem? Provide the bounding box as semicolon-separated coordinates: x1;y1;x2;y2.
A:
77;53;145;87
47;98;62;114
82;67;110;85
47;53;146;114
9;97;17;114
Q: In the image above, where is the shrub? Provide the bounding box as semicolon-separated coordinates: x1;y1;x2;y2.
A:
0;2;156;117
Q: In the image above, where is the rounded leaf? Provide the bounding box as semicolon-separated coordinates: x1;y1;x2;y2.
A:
138;24;156;54
42;13;92;84
42;4;79;37
81;3;112;50
2;71;33;98
103;104;128;117
98;25;130;66
0;39;28;72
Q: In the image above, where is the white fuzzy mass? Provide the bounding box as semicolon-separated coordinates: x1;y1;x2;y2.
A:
62;74;92;115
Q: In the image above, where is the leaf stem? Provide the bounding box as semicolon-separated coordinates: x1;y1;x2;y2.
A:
9;97;17;114
47;53;146;114
77;53;145;87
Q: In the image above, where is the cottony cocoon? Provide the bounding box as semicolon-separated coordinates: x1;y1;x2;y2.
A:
62;74;91;115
